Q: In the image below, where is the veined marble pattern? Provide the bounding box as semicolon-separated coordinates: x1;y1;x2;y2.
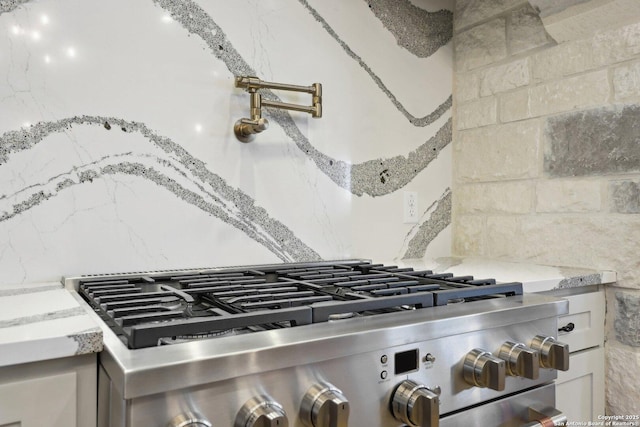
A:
364;0;453;58
401;188;451;259
0;306;85;328
0;282;61;296
0;286;102;365
0;116;321;262
297;0;452;127
0;0;453;284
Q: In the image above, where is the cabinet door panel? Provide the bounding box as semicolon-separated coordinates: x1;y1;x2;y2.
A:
557;347;605;422
558;290;605;352
0;372;76;427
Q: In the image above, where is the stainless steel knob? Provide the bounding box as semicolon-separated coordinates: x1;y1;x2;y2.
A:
391;379;440;427
530;335;570;371
235;396;288;427
300;383;350;427
463;348;506;391
168;413;212;427
498;341;540;379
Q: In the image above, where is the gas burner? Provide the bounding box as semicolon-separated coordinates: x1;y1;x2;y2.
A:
328;312;358;321
74;260;523;349
158;329;235;345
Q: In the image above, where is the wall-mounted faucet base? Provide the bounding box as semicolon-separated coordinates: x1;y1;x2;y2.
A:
234;118;269;143
233;76;322;142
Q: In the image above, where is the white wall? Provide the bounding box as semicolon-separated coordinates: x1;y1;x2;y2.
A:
0;0;453;284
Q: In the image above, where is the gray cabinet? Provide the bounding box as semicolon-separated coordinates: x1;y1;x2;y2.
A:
0;353;96;427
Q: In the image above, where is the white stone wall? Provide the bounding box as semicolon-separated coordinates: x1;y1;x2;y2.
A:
453;0;640;416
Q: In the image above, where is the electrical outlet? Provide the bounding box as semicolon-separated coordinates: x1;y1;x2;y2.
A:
403;191;418;224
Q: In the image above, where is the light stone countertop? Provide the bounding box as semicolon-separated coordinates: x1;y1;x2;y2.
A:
395;257;616;293
0;282;103;368
0;258;615;368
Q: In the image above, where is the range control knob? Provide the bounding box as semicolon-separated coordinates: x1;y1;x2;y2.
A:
523;403;568;426
463;348;506;391
300;383;350;427
530;335;570;371
168;413;212;427
391;379;440;427
235;396;288;427
498;341;540;379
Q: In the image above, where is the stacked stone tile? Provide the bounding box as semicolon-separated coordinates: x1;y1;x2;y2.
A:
452;0;640;415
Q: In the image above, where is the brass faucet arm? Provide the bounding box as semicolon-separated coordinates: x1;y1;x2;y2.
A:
257;80;316;94
235;76;319;96
233;75;323;142
261;99;319;117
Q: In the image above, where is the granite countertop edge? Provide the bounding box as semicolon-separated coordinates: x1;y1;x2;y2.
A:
397;256;616;293
0;281;103;368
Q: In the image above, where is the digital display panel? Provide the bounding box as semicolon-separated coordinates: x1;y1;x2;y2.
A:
394;349;418;375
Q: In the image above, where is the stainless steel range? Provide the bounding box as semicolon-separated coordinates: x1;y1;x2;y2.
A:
65;260;570;427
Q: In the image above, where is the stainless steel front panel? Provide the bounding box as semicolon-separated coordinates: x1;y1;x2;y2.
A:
98;315;562;427
75;287;569;427
87;294;567;398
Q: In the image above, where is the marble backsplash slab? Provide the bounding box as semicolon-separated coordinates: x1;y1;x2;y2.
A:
0;0;453;284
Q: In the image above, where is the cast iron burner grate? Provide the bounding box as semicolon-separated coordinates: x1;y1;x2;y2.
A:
77;260;522;349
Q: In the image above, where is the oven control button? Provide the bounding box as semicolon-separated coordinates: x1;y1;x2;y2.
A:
391;379;439;427
168;413;212;427
498;341;540;379
235;396;288;427
530;335;570;371
300;383;350;427
462;348;506;391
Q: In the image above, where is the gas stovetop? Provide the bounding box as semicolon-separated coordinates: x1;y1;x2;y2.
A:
75;260;523;349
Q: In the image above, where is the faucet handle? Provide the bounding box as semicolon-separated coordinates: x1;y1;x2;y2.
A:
312;83;322;98
235;76;261;90
234;118;269;143
312;83;322;118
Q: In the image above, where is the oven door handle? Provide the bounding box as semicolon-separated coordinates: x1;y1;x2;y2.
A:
521;404;567;427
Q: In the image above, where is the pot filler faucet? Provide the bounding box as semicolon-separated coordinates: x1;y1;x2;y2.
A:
233;75;322;142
